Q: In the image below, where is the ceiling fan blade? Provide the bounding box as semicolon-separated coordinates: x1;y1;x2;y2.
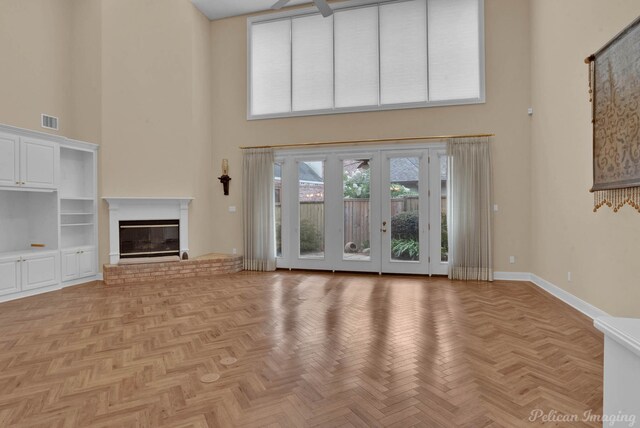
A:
313;0;333;17
271;0;291;10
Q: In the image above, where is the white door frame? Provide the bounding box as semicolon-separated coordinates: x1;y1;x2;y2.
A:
275;142;447;275
380;150;428;274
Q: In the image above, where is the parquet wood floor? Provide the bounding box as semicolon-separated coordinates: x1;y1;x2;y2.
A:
0;271;603;427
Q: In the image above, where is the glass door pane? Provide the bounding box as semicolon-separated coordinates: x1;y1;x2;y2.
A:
440;155;448;263
343;159;371;261
299;161;325;258
381;154;428;275
389;157;420;261
274;162;283;258
428;151;449;276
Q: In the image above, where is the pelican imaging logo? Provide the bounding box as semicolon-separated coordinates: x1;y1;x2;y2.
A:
528;409;636;426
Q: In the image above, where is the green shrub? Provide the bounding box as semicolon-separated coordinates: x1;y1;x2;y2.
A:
343;169;370;199
441;212;448;261
300;219;323;253
390;184;416;197
276;222;282;256
392;239;420;260
391;211;419;240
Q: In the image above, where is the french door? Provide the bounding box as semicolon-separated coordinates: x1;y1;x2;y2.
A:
275;145;448;275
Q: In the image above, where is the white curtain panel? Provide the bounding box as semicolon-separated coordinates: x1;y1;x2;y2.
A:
447;137;493;281
242;148;276;271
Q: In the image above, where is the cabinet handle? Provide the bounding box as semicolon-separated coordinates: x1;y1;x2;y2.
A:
15;181;19;185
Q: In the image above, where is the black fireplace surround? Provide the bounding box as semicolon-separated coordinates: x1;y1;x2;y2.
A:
119;219;179;258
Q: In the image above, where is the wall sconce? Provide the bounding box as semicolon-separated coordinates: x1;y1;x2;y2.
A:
218;159;231;195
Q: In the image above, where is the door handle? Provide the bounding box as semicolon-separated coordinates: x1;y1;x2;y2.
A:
381;220;387;232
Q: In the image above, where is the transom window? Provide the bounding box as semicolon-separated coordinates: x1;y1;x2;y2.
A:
248;0;484;119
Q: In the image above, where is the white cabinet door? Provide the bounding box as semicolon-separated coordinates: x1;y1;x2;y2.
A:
21;252;59;291
20;138;59;189
0;133;20;187
0;257;21;296
61;249;80;281
78;247;96;279
61;247;95;282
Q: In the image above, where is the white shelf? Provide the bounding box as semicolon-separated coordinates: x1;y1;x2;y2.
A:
0;187;56;194
61;223;94;227
60;196;94;201
61;212;93;216
61;245;93;251
0;248;59;258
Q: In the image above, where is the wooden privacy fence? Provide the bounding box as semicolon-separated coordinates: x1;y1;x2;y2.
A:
276;196;420;251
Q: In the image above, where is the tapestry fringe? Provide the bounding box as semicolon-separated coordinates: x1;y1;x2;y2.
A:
594;187;640;213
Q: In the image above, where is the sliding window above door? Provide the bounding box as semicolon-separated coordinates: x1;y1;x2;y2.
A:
275;145;448;275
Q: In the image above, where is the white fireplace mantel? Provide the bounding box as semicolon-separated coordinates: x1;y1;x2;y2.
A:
103;197;193;264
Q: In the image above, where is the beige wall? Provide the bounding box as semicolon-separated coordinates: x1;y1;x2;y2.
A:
530;0;640;317
69;0;102;144
99;0;214;266
0;0;214;269
0;0;72;135
210;0;533;272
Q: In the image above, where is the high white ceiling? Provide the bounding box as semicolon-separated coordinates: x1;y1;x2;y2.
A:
191;0;312;20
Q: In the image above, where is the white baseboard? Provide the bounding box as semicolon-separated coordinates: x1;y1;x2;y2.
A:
0;283;61;304
62;274;102;288
494;271;531;281
529;274;609;320
495;272;608;320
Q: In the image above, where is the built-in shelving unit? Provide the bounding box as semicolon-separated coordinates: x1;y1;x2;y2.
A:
0;124;98;302
58;144;98;287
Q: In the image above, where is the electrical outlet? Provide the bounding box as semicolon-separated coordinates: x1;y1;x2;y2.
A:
509;256;515;264
232;248;237;255
229;206;236;212
568;271;572;282
493;204;499;212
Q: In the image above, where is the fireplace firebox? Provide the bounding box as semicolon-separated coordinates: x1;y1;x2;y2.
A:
119;219;180;258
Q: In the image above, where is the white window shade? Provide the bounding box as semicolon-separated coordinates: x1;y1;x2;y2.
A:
380;0;428;105
251;20;292;115
292;14;334;112
248;0;484;118
334;7;379;108
428;0;481;101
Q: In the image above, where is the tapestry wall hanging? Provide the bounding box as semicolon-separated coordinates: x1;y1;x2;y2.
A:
587;15;640;212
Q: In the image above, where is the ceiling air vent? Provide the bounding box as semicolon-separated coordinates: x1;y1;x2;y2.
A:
41;114;59;131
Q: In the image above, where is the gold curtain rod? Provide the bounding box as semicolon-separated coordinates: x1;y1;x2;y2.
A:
240;133;495;150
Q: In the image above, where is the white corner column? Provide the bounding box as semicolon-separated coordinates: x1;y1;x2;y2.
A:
106;199;121;265
594;316;640;426
179;199;190;259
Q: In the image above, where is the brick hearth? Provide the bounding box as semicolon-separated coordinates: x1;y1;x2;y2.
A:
103;253;243;285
